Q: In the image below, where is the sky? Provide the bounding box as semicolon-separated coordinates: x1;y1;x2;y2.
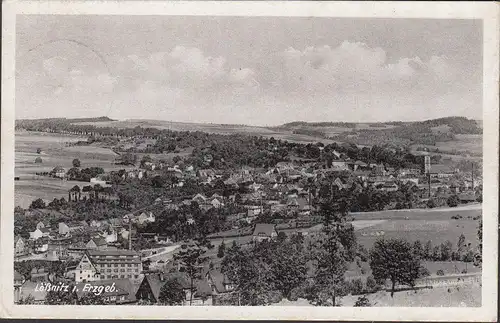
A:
15;15;483;126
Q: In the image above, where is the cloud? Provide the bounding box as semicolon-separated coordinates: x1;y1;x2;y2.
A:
116;46;256;92
269;41;461;96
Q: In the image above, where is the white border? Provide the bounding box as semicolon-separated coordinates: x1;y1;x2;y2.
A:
1;1;498;321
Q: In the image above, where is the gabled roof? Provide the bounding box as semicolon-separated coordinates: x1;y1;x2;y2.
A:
91;237;107;246
253;223;276;237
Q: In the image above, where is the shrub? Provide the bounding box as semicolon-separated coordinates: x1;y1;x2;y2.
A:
426;199;436;209
418;266;430;278
436;269;445;276
447;195;460;207
366;276;379;293
354;295;371;307
350;278;364;296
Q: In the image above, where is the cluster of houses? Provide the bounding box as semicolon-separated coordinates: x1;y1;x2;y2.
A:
16;211;157;260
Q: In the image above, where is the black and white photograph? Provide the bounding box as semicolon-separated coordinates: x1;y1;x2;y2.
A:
1;1;498;321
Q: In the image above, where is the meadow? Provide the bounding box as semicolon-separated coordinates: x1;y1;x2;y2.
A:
15;131;133;208
276;283;481;307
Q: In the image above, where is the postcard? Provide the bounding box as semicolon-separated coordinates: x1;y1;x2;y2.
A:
1;1;498;321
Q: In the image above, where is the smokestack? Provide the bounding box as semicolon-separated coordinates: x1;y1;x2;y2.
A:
129;220;132;251
471;162;474;190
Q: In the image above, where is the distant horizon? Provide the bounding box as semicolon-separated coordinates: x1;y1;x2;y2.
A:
15;114;483;128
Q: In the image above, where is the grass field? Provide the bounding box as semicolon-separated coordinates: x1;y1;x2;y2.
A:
15;131;133;208
276;283;481;307
351;205;481;249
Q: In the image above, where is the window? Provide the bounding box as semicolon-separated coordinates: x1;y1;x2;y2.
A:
80;270;82;274
121;264;125;267
120;275;124;278
127;264;131;267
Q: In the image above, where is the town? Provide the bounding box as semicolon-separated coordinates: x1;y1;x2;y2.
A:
13;117;483;307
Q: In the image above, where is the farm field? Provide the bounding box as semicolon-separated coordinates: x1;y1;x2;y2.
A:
74;119;338;144
15;131;134;208
351;205;481;249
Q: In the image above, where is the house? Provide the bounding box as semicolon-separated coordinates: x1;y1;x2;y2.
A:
379;182;399;192
86;237;108;250
333;177;347;190
136;272;213;305
15;236;26;256
209;197;224;209
36;221;47;230
30;267;49;282
192;193;207;204
52;166;66;179
76;249;142;282
252;223;278;242
206;270;236;303
67;242;89;259
101;229;118;243
137;212;156;225
246;205;262;217
59;222;85;235
75;279;137;304
29;227;50;240
74;252;100;283
429;165;458;178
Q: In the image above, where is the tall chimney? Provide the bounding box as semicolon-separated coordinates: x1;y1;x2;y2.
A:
129;220;132;251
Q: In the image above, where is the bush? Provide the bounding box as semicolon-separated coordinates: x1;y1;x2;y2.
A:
354;295;371;307
436;269;445;276
418;266;430;278
366;276;379;293
350;278;364;295
447;195;460;207
426;199;436;209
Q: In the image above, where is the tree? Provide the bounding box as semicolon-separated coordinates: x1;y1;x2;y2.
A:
79;292;107;305
158;278;186;305
412;240;423;259
72;158;81;168
354;295;371;307
475;220;482;266
34;157;42;163
173;240;210;306
36;148;42;154
18;295;36;304
432;246;441;261
426;198;436;209
308;197;357;306
217;241;226;258
29;198;46;209
45;285;78;305
440;240;453;261
366;275;379;293
457;234;466;260
369;238;420;297
424;240;433;261
269;239;308;300
447;195;460;207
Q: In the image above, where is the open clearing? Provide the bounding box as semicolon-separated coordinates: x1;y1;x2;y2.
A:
275;283;481;307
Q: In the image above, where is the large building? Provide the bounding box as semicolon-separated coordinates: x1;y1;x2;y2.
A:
75;249;142;283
